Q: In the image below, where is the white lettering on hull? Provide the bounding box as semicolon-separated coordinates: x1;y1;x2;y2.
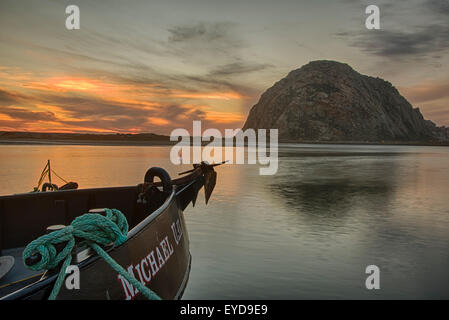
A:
117;234;176;300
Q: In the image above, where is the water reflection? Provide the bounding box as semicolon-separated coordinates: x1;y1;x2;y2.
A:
269;156;398;221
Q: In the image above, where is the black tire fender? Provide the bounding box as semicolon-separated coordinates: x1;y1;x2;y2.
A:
144;167;172;193
42;183;58;192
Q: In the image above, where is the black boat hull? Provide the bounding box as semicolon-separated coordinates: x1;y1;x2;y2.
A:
0;164;216;300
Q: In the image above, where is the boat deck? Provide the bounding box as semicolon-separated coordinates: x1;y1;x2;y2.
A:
0;248;43;298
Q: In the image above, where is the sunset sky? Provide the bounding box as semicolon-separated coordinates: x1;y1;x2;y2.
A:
0;0;448;134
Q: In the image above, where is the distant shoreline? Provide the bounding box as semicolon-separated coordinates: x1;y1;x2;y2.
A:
0;131;175;146
0;139;175;146
1;138;448;147
1;131;448;147
279;139;449;147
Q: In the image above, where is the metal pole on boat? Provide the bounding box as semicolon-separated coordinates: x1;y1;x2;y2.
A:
47;160;52;186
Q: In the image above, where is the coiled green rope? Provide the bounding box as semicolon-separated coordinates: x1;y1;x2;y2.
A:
23;208;161;300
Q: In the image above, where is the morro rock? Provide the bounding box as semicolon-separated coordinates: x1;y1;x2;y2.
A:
243;60;447;142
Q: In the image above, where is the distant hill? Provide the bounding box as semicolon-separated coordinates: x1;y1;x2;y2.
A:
0;131;173;146
243;60;449;143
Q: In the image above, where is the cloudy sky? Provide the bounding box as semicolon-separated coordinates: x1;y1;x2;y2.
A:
0;0;448;134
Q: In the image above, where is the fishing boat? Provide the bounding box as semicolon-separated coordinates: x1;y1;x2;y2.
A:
32;160;78;192
0;161;222;300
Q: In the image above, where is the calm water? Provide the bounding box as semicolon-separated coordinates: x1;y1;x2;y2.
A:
0;144;448;299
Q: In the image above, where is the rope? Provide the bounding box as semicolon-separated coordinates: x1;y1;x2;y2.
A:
35;162;50;191
22;208;161;300
51;169;69;184
34;160;70;191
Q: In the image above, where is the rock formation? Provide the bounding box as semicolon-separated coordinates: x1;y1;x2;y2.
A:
243;60;448;142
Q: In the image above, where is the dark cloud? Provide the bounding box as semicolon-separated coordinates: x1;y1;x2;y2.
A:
74;49;260;102
0;89;26;106
89;66;258;102
336;24;449;58
170;72;260;100
336;0;449;59
60;116;150;132
209;62;273;77
426;0;449;15
37;94;148;119
163;104;205;121
164;21;247;64
0;106;57;121
167;22;233;43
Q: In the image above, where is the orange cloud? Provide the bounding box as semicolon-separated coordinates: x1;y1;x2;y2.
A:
148;117;171;126
35;104;86;122
398;80;449;126
204;111;245;123
172;90;244;100
0;114;14;121
53;79;99;91
0;66;248;133
398;81;449;103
